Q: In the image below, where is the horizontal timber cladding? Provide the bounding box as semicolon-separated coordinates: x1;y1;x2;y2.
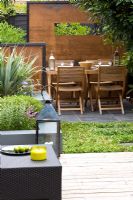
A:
0;43;47;86
8;14;28;31
8;14;28;41
27;1;118;62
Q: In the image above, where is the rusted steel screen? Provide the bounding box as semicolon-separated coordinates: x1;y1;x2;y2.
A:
28;2;114;61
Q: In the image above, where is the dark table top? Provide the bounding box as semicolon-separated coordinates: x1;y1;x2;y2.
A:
1;144;61;169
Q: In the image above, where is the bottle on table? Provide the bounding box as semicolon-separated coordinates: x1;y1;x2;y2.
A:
113;47;120;66
49;51;55;70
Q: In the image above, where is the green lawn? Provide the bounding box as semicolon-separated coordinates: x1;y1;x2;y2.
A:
61;122;133;153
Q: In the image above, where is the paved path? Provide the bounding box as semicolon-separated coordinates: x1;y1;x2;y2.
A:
58;100;133;122
60;152;133;200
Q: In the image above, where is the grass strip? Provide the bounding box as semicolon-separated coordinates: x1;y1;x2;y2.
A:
61;121;133;153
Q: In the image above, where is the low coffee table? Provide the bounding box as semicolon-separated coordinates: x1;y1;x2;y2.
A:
1;144;62;200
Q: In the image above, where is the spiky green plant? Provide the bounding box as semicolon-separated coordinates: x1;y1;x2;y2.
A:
0;48;38;97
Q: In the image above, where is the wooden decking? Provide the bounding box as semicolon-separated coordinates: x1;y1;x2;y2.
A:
60;152;133;200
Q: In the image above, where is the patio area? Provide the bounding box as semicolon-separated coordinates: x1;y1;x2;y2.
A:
58;100;133;200
60;152;133;200
58;100;133;122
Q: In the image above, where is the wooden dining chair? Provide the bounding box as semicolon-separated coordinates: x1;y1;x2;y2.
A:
94;66;127;114
55;66;85;115
85;68;112;112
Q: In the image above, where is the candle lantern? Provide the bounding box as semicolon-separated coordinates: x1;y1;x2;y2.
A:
36;104;61;157
49;51;55;70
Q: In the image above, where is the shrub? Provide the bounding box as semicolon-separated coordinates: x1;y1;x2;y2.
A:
0;22;26;43
0;95;43;130
122;50;133;75
55;23;91;36
0;48;37;97
0;0;16;22
14;3;27;14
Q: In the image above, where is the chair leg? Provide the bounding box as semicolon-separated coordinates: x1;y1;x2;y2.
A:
57;93;61;115
98;94;102;114
119;92;125;114
94;91;98;111
84;80;89;107
89;88;94;112
73;91;76;98
79;95;83;114
55;91;58;109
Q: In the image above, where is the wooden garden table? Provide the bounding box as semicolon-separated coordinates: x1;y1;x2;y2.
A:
46;67;98;98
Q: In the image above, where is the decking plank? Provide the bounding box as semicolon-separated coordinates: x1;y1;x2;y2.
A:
60;152;133;200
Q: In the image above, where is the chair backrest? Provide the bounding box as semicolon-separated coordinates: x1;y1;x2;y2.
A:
98;66;127;83
57;66;85;85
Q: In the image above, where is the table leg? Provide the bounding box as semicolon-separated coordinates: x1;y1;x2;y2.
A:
85;74;94;111
47;73;52;97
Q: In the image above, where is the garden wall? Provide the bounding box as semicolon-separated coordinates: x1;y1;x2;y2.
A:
0;43;46;86
27;1;114;62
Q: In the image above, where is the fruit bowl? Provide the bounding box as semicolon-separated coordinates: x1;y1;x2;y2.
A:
1;145;31;156
79;60;96;69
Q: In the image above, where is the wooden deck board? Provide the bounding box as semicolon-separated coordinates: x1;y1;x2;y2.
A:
60;152;133;200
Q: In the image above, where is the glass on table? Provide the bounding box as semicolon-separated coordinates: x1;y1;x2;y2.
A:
97;59;102;66
108;60;112;66
70;61;74;66
61;62;64;66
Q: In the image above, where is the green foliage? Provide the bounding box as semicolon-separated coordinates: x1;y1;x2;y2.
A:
71;0;133;50
14;3;27;13
122;50;133;74
0;0;16;22
0;95;43;130
55;23;90;36
62;122;133;153
1;0;13;8
121;50;133;93
0;22;26;43
0;48;37;97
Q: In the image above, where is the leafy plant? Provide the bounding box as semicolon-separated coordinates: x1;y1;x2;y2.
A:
1;0;13;8
121;50;133;96
0;48;37;97
62;122;133;153
55;23;91;36
14;3;27;13
0;95;43;130
71;0;133;50
0;0;16;22
122;50;133;74
0;22;26;44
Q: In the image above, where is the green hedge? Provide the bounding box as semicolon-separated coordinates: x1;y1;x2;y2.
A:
0;95;43;130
